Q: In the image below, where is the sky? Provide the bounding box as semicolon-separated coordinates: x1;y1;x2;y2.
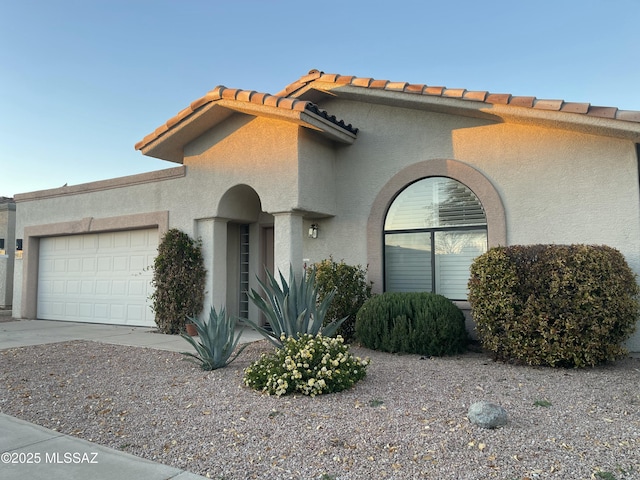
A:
1;0;639;197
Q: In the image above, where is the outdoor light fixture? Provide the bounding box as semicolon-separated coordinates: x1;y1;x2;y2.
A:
308;223;318;239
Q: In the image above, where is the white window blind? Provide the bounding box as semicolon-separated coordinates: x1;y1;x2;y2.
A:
384;177;488;300
385;233;431;292
385;177;486;230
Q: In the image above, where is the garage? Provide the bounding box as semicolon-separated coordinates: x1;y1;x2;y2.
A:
37;229;158;326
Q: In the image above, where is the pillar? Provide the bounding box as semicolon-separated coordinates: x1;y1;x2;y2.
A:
272;212;304;279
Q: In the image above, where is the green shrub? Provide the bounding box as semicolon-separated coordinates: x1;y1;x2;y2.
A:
468;244;640;367
310;257;373;342
150;229;206;334
244;265;346;348
180;306;247;370
243;333;369;396
355;292;468;356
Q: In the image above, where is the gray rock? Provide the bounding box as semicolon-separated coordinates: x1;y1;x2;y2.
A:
468;401;508;429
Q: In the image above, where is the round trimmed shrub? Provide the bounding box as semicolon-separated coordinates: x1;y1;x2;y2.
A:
243;334;369;397
468;244;640;367
355;292;468;356
150;229;206;334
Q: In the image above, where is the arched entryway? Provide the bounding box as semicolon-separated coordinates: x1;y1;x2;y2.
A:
197;184;274;321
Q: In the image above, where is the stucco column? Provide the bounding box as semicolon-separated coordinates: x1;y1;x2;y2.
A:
272;212;304;279
196;218;228;312
210;218;228;310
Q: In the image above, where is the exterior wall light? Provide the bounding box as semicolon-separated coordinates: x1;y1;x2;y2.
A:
308;224;318;239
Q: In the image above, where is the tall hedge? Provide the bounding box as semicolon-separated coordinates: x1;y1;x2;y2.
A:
355;292;468;356
150;229;206;334
468;244;640;367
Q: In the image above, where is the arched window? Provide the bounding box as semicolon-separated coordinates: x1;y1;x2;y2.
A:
384;177;487;300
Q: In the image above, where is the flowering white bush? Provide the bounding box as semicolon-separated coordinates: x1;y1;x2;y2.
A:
243;334;369;397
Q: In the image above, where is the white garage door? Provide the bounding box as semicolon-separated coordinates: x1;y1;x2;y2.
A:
38;229;157;326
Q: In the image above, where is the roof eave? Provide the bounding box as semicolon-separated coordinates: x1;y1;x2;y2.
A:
137;99;356;162
307;83;640;142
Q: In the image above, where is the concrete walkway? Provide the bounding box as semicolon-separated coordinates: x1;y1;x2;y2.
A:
0;318;264;480
0;317;263;352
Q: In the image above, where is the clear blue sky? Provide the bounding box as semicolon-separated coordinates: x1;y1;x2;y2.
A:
1;0;639;197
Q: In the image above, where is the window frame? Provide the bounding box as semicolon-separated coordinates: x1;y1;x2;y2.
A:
382;176;488;300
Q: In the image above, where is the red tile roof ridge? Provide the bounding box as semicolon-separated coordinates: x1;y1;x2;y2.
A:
282;69;640;124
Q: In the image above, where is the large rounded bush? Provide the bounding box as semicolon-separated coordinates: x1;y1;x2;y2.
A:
355;292;468;356
468;244;640;367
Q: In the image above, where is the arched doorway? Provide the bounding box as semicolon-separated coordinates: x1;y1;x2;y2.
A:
200;185;274;321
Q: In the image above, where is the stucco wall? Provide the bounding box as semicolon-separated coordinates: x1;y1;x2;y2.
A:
183;114;302;216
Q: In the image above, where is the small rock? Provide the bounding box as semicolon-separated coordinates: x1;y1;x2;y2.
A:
468;401;508;429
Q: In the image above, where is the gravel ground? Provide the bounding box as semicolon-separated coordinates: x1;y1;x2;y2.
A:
1;339;639;480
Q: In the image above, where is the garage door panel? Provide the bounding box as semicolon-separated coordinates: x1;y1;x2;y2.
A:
81;280;94;295
97;257;112;271
111;304;125;319
68;258;82;272
66;280;80;294
38;229;157;326
53;280;65;294
79;303;93;317
113;256;128;271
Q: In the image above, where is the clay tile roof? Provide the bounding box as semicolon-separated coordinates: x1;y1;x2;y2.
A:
279;69;640;126
424;86;445;95
533;99;563;111
463;91;487;102
369;79;390;89
351;77;373;88
386;81;409;91
616;110;640;122
405;84;426;94
485;93;512;105
586;106;618;119
139;69;640;157
443;88;466;98
560;102;590;114
135;79;358;152
508;96;535;108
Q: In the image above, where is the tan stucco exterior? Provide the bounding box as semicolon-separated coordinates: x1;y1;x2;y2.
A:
11;71;640;351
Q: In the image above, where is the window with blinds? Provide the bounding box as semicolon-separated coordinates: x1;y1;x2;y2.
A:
384;177;487;300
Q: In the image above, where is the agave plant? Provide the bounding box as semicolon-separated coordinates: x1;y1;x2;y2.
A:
244;265;346;348
180;305;247;370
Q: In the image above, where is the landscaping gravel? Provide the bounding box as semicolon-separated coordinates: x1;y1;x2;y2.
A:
1;339;639;480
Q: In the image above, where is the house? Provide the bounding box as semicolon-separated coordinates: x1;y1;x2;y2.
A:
12;69;640;352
